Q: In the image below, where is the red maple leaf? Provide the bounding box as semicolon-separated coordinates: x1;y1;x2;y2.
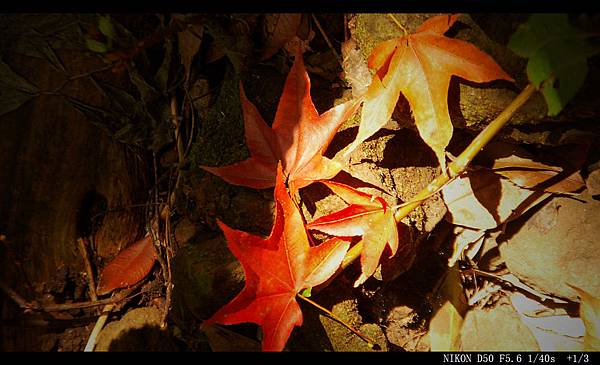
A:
306;181;399;287
96;235;157;296
347;14;514;173
203;164;350;351
201;52;361;194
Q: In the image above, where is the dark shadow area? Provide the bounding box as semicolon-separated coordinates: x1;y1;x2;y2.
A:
381;128;438;169
495;191;553;244
353;221;450;349
469;170;503;226
76;190;108;238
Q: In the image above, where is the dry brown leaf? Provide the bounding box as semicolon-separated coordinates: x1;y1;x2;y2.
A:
176;18;203;84
570;285;600;351
479;142;586;194
510;292;584;351
442;170;550;230
96;235;157;296
429;268;467;351
447;226;485;267
260;14;303;60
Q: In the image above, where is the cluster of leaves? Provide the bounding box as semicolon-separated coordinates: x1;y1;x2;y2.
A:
73;13;598;352
198;14;517;351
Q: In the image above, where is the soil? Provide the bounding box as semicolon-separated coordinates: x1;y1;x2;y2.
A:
1;13;600;352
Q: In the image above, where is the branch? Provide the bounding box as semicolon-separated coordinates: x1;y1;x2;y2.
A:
341;83;536;268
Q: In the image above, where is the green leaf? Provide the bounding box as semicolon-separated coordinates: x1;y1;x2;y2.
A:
98;15;116;40
508;14;600;116
0;59;39;117
0;89;36;117
300;287;312;298
0;59;39;93
85;38;108;53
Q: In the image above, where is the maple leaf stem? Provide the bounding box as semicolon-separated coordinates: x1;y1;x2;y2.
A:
297;293;379;349
340;84;536;268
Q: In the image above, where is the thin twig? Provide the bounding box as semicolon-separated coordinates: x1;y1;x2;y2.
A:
77;237;98;302
0;281;31;310
0;281;143;312
84;303;115;351
311;14;343;68
340;84;537;269
465;268;568;304
297;293;379;349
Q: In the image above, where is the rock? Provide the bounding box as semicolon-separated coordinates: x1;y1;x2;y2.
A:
460;301;539;351
95;307;176;351
171;236;245;324
290;276;388;351
174;217;198;246
498;191;600;301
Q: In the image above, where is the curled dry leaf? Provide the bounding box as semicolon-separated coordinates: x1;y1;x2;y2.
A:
306;181;400;287
570;285;600;351
479;142;586;194
510;292;584;351
96;235;158;296
447;226;485;267
347;14;513;173
204;164;350;351
260;13;303;60
177;21;203;84
442;170;550;230
429;268;467;351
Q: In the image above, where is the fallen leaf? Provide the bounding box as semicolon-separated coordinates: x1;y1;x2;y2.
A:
201;52;361;194
97;235;158;296
0;59;39;117
306;181;399;287
347;14;513;173
442;170;550;230
204;164;350;351
447;226;485;267
509;14;600;116
177;21;203;84
570;285;600;351
429;268;467;351
510;292;584;351
479;142;586;194
260;14;303;60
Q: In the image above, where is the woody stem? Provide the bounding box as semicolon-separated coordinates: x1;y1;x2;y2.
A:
340;83;536;268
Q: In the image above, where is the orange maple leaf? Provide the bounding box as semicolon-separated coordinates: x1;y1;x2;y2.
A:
306;181;400;287
201;52;361;194
203;164;350;351
346;14;514;173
